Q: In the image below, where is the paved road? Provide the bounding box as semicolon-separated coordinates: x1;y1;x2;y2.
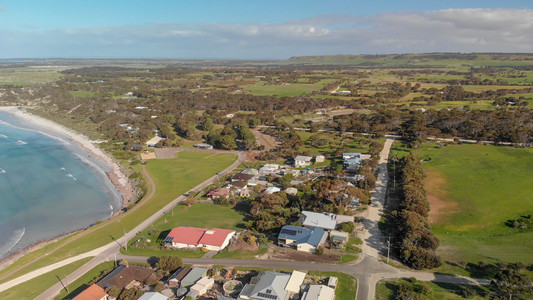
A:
0;151;244;299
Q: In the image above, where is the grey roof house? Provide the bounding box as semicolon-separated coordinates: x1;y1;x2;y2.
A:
238;271;291;300
278;225;327;253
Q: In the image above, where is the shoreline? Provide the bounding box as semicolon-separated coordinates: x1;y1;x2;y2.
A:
0;106;134;268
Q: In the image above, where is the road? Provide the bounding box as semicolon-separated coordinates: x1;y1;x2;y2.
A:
0;151;245;299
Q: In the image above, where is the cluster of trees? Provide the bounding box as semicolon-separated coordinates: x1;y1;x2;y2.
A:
391;154;441;269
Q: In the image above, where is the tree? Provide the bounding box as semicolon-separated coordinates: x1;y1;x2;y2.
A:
342;222;355;233
201;117;214;131
492;268;532;299
157;255;182;273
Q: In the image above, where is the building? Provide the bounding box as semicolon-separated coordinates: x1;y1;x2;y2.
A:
137;292;169;300
231;173;255;182
194;143;214;149
165;227;236;251
278;225;327;253
167;266;192;288
299;211;337;231
284;271;306;294
97;265;154;290
259;164;280;175
315;155;325;163
329;230;350;244
284;187;298;196
181;267;208;288
238;271;291;300
294;156;313;168
73;284;108;300
302;285;335;300
190;277;215;295
207;188;230;199
264;186;281;194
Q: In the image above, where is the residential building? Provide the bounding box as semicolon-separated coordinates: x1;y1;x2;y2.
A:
167;266;192;288
278;225;327;253
315;155;325;163
299;211;337;231
138;292;169;300
190;277;215;295
284;271;306;294
329;230;349;244
231;173;255;182
207;188;230;199
302;285;335;300
238;271;291;300
294;156;313;168
284;187;298;196
97;265;154;290
165;227;236;251
264;186;281;194
73;284;108;300
181;267;208;288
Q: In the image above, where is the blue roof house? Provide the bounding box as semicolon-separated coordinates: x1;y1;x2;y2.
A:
278;225;327;253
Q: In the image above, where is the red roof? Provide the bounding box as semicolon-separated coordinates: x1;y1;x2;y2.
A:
167;227;206;245
167;227;235;247
199;228;235;247
73;284;108;300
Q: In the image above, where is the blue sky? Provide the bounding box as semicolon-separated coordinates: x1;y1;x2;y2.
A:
0;1;532;59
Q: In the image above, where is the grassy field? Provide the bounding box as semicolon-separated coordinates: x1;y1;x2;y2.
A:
0;257;93;300
0;68;62;87
244;79;336;97
411;144;533;265
123;203;248;256
0;152;236;283
55;261;115;300
376;278;489;300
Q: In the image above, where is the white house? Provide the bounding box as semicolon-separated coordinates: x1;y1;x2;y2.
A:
294;156;313;168
165;227;236;251
190;277;215;295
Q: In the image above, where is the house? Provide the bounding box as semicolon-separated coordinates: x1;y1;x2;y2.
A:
138;292;169;300
193;143;214;149
190;277;215;295
278;225;327;253
73;284;108;300
229;180;248;190
165;227;236;251
167;266;192;288
231;173;255;182
302;285;335;300
241;168;260;176
97;265;154;290
342;152;361;160
259;164;280;175
294;156;313;168
264;186;281;194
284;271;307;294
207;188;230;199
238;271;291;300
299;211;337;231
315;155;325;163
329;230;349;244
181;267;208;288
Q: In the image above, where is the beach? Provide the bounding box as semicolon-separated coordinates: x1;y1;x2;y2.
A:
0;106;134;266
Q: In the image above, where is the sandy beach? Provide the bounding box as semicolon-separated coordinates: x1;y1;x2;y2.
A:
0;106;134;268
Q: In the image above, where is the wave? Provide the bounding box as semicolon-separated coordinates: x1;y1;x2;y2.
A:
0;118;70;146
0;228;25;258
0;133;7;138
16;140;27;145
66;173;77;181
0;168;6;174
60;167;66;171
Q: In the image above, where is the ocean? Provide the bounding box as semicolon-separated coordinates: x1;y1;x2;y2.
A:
0;111;121;259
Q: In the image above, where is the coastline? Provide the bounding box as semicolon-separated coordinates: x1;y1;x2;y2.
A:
0;106;134;268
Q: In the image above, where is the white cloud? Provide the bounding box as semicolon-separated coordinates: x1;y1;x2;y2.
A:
0;9;532;59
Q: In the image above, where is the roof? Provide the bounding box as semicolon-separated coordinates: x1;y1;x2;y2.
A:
165;227;206;245
300;211;337;230
97;265;154;290
207;188;230;197
279;225;327;247
265;186;281;194
199;228;235;247
138;292;169;300
250;271;291;300
342;152;361;158
231;173;255;181
230;180;248;189
181;267;208;287
330;230;349;239
167;266;192;283
285;271;307;294
241;168;260;176
73;284;108;300
295;155;313;162
302;285;335;300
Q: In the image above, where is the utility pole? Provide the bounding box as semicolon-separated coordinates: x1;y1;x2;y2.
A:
123;229;127;251
114;253;117;268
387;236;391;263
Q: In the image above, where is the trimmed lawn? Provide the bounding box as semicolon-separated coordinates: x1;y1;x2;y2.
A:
213;247;268;259
0;257;93;300
376;278;489;300
0;152;237;283
412;144;533;265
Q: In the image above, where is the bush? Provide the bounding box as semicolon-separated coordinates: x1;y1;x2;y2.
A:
342;222;355;233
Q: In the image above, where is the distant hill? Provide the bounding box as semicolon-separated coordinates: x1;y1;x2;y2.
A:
285;53;533;67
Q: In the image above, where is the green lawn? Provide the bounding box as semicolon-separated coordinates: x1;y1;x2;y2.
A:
376;278;489;300
412;144;533;265
55;261;115;300
0;258;93;300
308;271;357;300
124;203;248;255
0;152;237;283
245;79;336;97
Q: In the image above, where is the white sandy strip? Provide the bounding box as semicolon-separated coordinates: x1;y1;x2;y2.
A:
0;106;128;190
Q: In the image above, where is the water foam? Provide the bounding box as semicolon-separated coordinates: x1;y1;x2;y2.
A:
0;228;25;258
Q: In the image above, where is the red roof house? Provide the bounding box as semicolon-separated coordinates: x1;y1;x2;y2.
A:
73;284;108;300
165;227;236;251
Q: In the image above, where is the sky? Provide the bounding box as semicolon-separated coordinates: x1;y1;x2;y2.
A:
0;0;532;59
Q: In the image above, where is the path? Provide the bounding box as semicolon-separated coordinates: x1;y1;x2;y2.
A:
0;151;245;298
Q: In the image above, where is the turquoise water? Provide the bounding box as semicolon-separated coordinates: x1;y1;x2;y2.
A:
0;111;121;259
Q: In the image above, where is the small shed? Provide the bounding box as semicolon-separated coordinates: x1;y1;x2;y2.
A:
315;155;325;163
329;230;349;244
